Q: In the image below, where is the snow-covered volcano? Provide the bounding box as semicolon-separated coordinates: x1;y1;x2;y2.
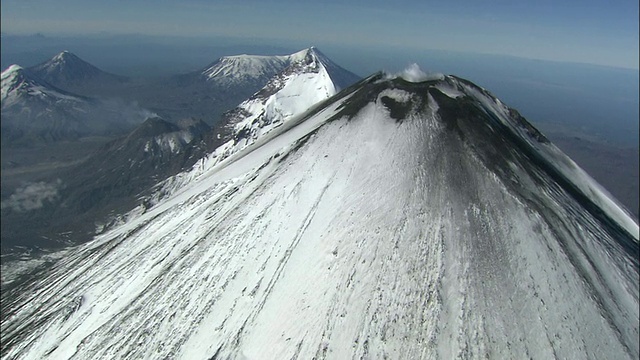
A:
215;47;358;161
28;51;127;87
201;47;358;91
2;71;638;359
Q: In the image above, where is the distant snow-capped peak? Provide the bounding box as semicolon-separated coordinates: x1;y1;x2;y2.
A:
200;47;358;89
37;50;92;71
288;46;329;67
27;50;118;85
215;48;340;162
51;50;74;63
149;47;358;201
1;64;26;100
224;46;357;138
1;64;83;108
228;48;336;131
201;54;289;84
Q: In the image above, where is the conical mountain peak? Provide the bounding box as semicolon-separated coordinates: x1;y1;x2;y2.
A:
2;66;638;358
28;51;124;86
288;46;318;61
52;50;76;61
34;51;98;72
214;47;358;163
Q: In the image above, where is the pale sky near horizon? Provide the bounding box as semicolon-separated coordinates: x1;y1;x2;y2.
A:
1;0;638;69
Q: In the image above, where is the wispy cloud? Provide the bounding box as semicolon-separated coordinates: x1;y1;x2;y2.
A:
1;179;62;212
391;63;444;82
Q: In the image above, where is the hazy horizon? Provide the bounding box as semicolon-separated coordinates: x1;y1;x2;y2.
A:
2;32;638;149
2;0;638;70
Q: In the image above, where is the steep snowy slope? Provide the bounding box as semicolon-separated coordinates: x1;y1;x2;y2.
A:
215;47;349;162
2;72;638;359
152;47;360;195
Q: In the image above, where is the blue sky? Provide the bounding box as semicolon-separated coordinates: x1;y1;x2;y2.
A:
1;0;638;69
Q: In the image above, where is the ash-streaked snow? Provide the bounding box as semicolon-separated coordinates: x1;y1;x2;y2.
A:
1;74;637;360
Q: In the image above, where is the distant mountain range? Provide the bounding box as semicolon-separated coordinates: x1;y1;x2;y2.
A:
16;49;360;126
1;64;149;146
0;47;359;258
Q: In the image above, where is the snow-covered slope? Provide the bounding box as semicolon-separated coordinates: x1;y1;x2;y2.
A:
2;72;638;359
218;48;345;156
152;47;359;195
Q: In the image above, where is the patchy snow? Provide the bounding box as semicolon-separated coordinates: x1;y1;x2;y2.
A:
51;50;72;64
1;248;72;286
379;88;413;103
152;131;194;154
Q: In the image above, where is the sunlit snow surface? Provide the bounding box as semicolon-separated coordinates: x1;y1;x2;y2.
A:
228;48;337;148
201;48;320;85
151;47;344;199
2;75;638;359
